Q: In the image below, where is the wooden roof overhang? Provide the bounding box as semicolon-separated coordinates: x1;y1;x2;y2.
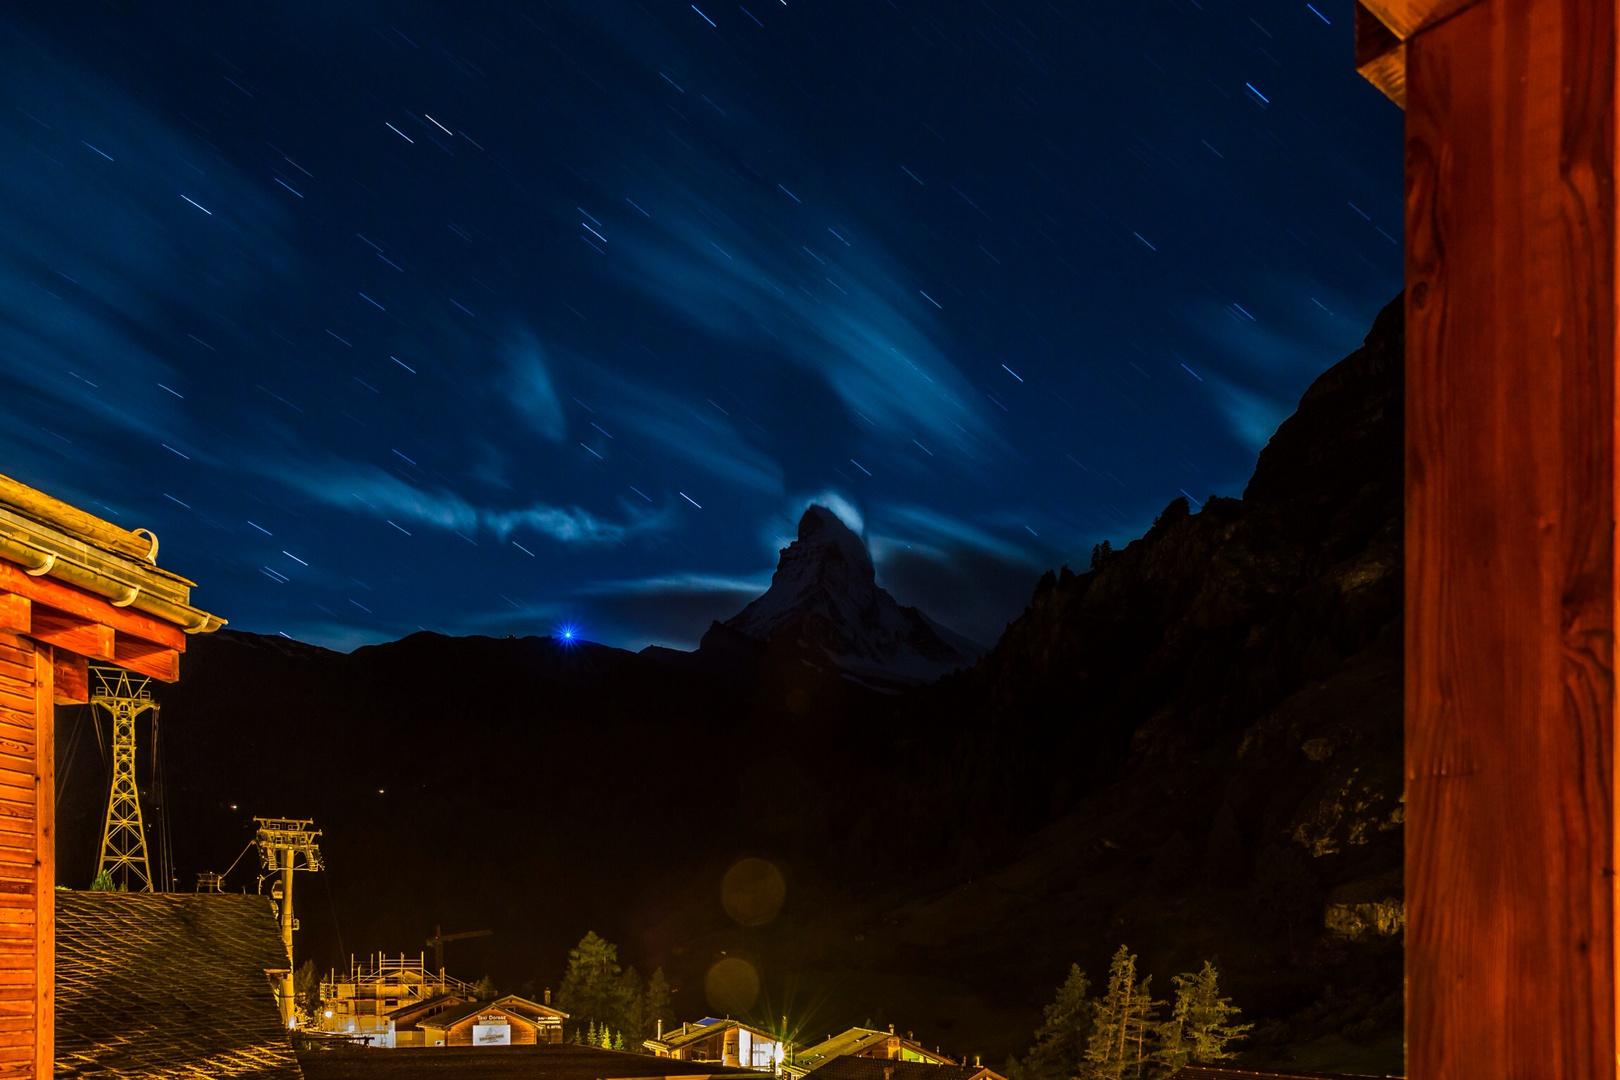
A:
1357;1;1619;1078
0;472;223;696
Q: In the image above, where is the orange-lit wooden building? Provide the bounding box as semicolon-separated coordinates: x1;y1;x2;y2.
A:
1353;0;1619;1077
0;473;221;1076
417;995;567;1047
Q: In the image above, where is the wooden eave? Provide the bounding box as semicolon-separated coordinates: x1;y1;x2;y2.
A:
0;475;223;689
1354;0;1488;107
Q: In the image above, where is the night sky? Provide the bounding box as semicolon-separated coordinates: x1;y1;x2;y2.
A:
2;1;1401;652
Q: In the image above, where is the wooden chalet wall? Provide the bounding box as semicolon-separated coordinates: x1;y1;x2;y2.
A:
1357;0;1619;1076
0;475;220;1077
0;635;52;1079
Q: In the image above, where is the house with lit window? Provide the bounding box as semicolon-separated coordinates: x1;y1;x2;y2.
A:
646;1017;788;1071
787;1026;955;1076
418;994;567;1047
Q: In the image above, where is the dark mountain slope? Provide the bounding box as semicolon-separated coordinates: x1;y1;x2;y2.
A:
54;295;1407;1074
638;296;1406;1073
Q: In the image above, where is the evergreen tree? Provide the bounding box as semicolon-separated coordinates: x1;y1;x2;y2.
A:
613;1029;626;1051
558;932;641;1041
1022;964;1096;1080
588;1021;599;1047
472;974;498;1001
293;959;321;1015
1082;946;1161;1080
89;869;125;892
643;967;676;1041
1155;962;1252;1072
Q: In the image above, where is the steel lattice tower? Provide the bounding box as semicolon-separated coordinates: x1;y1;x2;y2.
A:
92;667;156;891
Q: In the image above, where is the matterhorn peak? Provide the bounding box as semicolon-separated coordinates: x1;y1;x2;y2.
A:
721;504;984;686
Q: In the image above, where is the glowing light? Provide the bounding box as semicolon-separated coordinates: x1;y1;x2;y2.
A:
555;621;581;647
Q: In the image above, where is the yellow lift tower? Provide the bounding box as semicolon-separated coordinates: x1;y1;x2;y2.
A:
255;817;323;1026
91;666;157;891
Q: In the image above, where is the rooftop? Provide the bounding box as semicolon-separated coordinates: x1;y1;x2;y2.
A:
799;1060;1000;1080
54;891;300;1080
793;1028;952;1071
297;1043;775;1080
0;470;222;633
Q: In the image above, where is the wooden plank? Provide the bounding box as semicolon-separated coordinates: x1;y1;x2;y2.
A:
26;608;112;663
0;562;185;651
0;601;22;641
112;632;178;683
30;647;47;1079
1355;2;1407;108
50;649;85;705
1363;0;1487;39
1403;1;1617;1078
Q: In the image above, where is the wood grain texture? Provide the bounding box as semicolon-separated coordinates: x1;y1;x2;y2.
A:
1364;0;1487;39
30;649;48;1080
1404;0;1617;1076
0;637;35;1074
0;564;184;654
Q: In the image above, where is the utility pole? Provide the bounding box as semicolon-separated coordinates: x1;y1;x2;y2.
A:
90;667;157;891
254;818;322;1026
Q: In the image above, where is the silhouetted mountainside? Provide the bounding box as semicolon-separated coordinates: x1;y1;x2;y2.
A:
645;505;984;687
55;295;1406;1075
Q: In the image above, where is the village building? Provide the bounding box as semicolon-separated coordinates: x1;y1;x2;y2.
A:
646;1017;789;1071
0;473;222;1073
53;890;298;1078
297;1040;777;1080
316;953;486;1045
385;993;468;1047
802;1061;1005;1080
788;1026;955;1076
417;994;567;1047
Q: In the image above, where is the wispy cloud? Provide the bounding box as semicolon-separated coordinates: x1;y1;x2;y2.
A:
264;459;665;546
503;329;569;442
606;182;1004;457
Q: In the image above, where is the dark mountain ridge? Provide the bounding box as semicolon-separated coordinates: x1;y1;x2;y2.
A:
644;504;984;688
54;295;1405;1074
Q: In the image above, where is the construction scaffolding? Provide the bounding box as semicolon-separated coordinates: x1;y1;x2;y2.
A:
91;667;156;891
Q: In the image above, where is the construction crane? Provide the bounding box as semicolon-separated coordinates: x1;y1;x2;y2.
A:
255;818;323;1026
426;924;492;982
90;667;157;891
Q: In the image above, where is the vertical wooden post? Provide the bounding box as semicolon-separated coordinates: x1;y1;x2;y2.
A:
1404;0;1618;1076
31;649;50;1080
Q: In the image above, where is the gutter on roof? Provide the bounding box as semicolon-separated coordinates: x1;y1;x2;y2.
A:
0;531;223;634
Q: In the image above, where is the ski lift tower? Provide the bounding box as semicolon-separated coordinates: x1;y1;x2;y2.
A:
254;817;323;1025
90;666;157;891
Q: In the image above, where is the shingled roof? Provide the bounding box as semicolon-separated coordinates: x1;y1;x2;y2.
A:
802;1060;1003;1080
1166;1070;1403;1079
297;1043;771;1080
54;891;302;1079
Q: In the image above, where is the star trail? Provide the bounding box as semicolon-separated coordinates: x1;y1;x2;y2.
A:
0;0;1401;650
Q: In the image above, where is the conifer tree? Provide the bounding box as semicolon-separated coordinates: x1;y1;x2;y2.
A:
1082;946;1161;1080
1022;964;1096;1080
588;1021;599;1047
559;932;641;1042
1155;962;1252;1071
613;1029;626;1051
643;967;677;1040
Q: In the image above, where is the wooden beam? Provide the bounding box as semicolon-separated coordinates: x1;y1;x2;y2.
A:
111;634;178;684
1362;0;1486;39
29;649;49;1080
25;609;113;665
1355;3;1405;108
1404;0;1617;1076
0;563;185;652
49;652;86;706
0;600;22;640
